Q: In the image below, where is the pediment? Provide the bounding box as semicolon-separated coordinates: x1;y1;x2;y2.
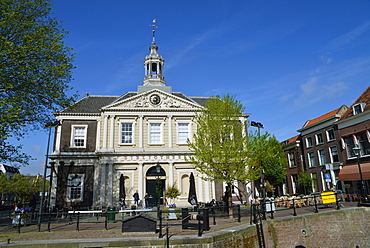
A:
102;89;203;111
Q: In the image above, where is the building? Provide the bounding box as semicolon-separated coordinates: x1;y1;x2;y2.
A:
48;28;250;210
280;135;304;195
297;106;348;193
338;86;370;197
0;164;20;178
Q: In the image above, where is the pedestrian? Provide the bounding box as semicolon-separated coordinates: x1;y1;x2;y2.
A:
133;190;140;207
144;193;149;208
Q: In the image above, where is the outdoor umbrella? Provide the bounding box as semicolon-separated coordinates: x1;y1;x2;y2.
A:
119;174;126;207
188;172;198;205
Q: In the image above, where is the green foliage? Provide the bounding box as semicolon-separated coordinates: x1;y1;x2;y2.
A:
0;0;76;164
248;132;287;186
187;94;259;187
0;173;10;199
297;170;314;193
164;183;181;200
9;174;46;202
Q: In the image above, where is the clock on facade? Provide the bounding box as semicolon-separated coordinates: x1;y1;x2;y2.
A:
150;94;161;105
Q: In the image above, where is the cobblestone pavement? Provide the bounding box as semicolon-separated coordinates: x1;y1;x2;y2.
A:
0;201;359;243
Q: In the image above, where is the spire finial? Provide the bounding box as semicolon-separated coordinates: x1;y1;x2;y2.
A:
150;19;158;45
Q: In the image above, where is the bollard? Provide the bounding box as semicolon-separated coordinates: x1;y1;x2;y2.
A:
293;198;297;216
158;210;163;238
76;212;80;231
197;209;202;237
182;208;189;229
314;195;318;213
104;212;108;230
47;211;51;232
237;205;241;223
202;208;210;231
270;201;274;219
212;206;216;225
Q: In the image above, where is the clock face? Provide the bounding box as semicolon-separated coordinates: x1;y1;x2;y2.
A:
150;94;161;105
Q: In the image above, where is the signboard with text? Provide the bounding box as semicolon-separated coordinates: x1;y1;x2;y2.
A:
321;191;336;204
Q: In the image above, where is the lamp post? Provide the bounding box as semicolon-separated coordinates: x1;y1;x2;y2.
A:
155;162;163;221
353;145;369;203
155;162;162;210
250;121;266;218
38;120;60;231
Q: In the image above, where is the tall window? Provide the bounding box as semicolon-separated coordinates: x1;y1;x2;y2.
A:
308;152;316;167
329;146;339;163
71;126;87;148
288;152;295;167
326;129;335;141
121;123;133;144
318;149;326;165
356;132;370;156
306;137;313;148
291;174;298;194
344;136;356;158
310;173;318;193
315;133;323;145
149;123;162;144
67;174;84;202
177;123;189;144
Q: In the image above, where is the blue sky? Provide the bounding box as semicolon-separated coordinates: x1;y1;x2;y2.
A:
15;0;370;175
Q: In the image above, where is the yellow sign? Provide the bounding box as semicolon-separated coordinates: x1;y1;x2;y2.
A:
321;191;336;204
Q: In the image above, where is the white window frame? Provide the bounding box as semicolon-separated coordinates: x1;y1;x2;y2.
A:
353;103;365;115
119;120;136;145
308;152;316;168
70;125;87;148
329;146;339;163
66;174;84;202
326;129;335;142
315;133;323;145
288;152;295;168
318;149;326;165
306;137;313;148
176;121;191;144
148;120;164;145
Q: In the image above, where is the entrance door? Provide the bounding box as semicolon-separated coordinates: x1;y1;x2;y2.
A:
146;180;165;207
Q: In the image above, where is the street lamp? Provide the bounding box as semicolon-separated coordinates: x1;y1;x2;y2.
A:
250;121;266;218
155;162;162;211
353;145;369;203
38;120;60;231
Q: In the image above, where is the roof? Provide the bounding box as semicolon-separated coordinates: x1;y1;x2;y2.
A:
58;91;209;114
300;105;348;129
0;164;20;174
280;135;300;146
339;86;370;120
60;94;120;114
303;108;340;128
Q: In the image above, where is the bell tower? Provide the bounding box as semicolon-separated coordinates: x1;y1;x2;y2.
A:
138;19;171;94
143;19;165;87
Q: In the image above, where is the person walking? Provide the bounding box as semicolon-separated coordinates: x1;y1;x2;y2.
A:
144;193;149;208
133;190;140;207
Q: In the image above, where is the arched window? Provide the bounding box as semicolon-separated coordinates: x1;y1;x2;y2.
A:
181;174;189;196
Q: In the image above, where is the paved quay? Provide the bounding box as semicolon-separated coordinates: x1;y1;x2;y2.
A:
0;201;360;247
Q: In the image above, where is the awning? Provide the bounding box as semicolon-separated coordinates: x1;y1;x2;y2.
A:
338;163;370;181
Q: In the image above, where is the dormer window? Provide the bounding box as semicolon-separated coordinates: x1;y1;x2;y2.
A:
353;103;366;115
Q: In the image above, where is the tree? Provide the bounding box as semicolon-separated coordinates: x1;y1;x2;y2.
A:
297;170;314;194
186;94;259;214
9;174;44;203
248;131;287;192
0;0;76;164
164;183;181;205
0;173;10;201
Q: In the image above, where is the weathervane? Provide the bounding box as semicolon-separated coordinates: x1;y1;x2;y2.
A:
150;19;158;45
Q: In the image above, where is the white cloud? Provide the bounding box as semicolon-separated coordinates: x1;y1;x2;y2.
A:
323;20;370;52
